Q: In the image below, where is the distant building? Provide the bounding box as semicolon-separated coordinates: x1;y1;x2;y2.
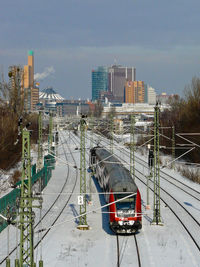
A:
56;100;90;117
124;81;135;103
39;87;64;101
147;86;156;105
156;93;178;105
23;51;39;110
108;65;136;102
92;66;108;101
124;81;145;104
37;87;64;112
91;64;136;102
99;90;114;102
102;102;166;118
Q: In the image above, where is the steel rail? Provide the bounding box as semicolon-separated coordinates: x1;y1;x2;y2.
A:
0;131;78;265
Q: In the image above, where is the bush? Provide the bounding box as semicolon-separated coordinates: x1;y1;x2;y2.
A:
177;166;200;184
11;170;21;185
160;77;200;163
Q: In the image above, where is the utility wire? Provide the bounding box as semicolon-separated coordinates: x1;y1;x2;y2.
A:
36;193;138;233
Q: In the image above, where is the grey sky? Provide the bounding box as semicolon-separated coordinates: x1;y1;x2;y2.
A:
1;0;200;99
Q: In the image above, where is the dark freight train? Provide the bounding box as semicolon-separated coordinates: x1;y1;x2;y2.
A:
90;147;142;234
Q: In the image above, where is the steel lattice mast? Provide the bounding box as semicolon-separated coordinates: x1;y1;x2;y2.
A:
89;116;94;202
130;114;135;179
37;111;43;170
90;116;93;150
152;103;162;225
172;125;175;169
110;114;114;154
78;117;88;228
19;129;34;266
49;112;53;151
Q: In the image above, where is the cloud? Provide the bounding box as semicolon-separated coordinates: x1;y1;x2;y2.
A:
34;66;55;81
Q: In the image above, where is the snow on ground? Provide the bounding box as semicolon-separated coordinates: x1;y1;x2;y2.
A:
0;172;12;198
89;131;200;266
0;130;200;266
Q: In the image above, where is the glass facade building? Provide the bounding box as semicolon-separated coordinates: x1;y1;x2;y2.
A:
108;65;136;102
92;66;108;101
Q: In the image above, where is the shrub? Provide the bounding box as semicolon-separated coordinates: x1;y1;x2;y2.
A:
11;170;21;185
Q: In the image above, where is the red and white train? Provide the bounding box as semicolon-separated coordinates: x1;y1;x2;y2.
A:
90;147;142;234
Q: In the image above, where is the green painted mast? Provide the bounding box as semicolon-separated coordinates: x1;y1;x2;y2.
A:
172;125;175;169
152;103;162;225
78;117;88;228
19;129;35;266
89;116;94;202
49;112;53;152
37;111;43;170
110;114;114;154
130;114;135;179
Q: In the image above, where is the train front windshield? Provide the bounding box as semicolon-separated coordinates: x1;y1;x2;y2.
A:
115;193;136;217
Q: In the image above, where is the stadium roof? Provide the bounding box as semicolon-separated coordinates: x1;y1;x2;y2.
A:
39;87;64;100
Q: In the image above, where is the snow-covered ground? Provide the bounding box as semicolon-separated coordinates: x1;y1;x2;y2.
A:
0;130;200;266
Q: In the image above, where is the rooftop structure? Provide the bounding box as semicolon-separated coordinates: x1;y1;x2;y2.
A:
39;87;64;101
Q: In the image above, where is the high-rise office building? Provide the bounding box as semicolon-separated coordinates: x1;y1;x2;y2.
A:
23;50;39;110
134;81;145;103
24;50;34;89
124;81;145;104
124;81;135;103
92;66;108;101
108;65;136;102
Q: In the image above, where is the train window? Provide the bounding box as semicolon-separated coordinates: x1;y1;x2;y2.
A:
115;194;136;210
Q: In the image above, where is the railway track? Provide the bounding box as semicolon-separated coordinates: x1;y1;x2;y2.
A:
90;131;200;253
0;131;78;265
116;234;141;267
91;130;200;202
120;144;200;202
70;131;143;267
33;131;79;254
135;165;200;251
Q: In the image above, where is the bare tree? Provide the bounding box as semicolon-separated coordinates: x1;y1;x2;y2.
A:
0;72;9;106
93;100;103;118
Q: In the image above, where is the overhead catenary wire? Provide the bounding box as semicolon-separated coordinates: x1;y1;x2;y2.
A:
176;133;200;149
36;193;137;233
91;122;198;169
36;191;136;196
48;152;77;168
161;147;195;169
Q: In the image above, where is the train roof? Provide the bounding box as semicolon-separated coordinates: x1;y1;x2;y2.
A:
94;148;138;193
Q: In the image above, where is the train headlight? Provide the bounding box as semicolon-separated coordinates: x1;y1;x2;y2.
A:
119;221;123;226
128;210;134;215
129;220;134;225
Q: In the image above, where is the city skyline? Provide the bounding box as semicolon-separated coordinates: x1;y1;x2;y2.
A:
1;0;200;99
